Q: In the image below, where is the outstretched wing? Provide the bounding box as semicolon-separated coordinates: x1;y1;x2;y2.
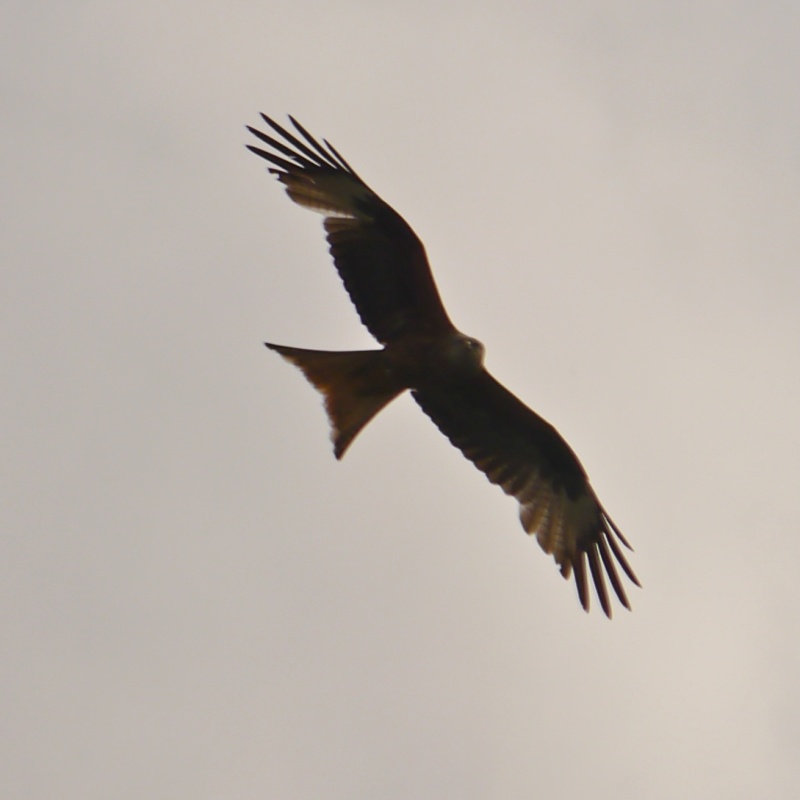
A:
413;371;640;617
247;115;454;343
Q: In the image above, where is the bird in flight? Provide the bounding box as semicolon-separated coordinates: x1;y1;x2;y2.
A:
247;114;640;617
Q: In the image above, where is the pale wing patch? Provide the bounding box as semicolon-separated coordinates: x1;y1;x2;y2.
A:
273;171;374;220
519;480;597;570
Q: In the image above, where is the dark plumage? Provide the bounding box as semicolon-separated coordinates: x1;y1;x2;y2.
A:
248;114;640;616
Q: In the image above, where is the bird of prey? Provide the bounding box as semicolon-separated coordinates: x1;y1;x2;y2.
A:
247;114;640;616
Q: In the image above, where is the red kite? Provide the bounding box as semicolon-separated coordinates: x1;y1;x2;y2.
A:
248;115;640;616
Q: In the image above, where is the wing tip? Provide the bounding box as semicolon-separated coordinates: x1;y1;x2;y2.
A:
565;515;639;619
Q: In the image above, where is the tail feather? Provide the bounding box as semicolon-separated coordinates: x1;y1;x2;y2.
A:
265;343;404;458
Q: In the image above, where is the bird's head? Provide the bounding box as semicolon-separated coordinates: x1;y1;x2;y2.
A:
436;332;485;379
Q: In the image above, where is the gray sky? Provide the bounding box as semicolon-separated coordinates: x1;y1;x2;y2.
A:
3;2;800;798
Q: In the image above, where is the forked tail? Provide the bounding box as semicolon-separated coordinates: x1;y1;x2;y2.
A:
265;344;405;458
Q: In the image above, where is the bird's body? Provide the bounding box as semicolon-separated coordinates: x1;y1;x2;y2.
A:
248;115;640;616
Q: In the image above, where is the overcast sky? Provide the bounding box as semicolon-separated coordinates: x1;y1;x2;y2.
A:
3;2;800;798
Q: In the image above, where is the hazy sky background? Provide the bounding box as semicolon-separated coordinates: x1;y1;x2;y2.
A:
4;2;800;798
